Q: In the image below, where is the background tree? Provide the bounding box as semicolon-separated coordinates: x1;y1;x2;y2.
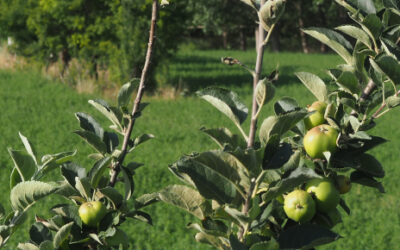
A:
187;0;256;50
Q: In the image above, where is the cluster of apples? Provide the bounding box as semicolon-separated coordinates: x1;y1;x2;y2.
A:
283;101;352;225
283;176;351;225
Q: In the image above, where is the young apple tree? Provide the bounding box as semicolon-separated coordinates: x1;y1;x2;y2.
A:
153;0;400;249
0;0;166;249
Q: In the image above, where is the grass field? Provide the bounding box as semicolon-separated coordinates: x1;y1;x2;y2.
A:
0;50;399;249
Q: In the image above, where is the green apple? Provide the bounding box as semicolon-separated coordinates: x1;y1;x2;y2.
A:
78;201;107;227
303;124;339;159
335;175;352;194
304;101;327;130
306;178;340;212
284;190;316;223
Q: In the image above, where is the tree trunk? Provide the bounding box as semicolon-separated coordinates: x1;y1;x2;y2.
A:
222;30;229;49
270;26;280;52
318;2;327;53
295;1;309;54
60;48;71;77
239;27;247;51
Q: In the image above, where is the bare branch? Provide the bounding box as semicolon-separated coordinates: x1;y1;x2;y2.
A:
109;0;159;187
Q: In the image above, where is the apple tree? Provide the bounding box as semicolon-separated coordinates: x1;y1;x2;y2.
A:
0;0;164;249
151;0;400;249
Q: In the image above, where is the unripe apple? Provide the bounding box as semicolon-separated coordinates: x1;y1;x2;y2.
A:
78;201;107;227
335;175;352;194
306;178;340;213
284;190;316;223
303;124;338;159
304;101;327;130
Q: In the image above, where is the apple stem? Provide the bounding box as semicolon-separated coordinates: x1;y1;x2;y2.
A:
109;0;159;187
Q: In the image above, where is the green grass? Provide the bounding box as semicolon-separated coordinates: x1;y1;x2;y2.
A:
0;50;399;249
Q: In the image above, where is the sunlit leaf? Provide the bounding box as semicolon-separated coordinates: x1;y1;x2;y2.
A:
11;181;57;211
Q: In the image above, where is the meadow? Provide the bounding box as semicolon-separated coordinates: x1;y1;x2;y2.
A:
0;49;399;249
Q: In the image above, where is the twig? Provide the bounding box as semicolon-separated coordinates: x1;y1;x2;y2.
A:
239;0;267;242
351;79;376;116
109;0;159;187
247;0;267;149
372;89;400;119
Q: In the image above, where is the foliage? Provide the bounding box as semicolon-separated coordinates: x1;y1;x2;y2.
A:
151;0;400;249
0;1;164;248
0;0;188;88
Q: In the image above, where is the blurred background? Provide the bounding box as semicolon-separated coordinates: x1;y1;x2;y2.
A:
0;0;383;93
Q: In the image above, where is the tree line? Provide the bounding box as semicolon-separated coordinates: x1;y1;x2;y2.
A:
0;0;382;88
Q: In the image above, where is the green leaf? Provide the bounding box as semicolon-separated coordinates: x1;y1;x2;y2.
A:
60;163;87;188
131;134;155;150
200;127;244;149
8;149;36;182
350;171;385;192
302;28;353;64
193;151;250;191
356;154;385;178
135;193;160;209
74;177;91;201
223;206;250;226
249;240;279;250
75;112;104;139
39;241;54;250
197;87;248;125
278;224;341;249
17;243;39;250
97;187;123;209
362;14;382;40
336;71;360;95
258;0;286;32
88;157;111;188
274;97;300;114
259;110;308;146
29;222;52;246
295;72;328;102
10;167;23;189
263;142;294;170
74;130;107;154
89;99;122;132
118;79;139;107
40;150;77;168
158;185;208;220
230;148;262;178
193;232;223;248
19;132;38;165
201;218;228;237
89;233;103;245
255;78;275;107
386;95;400;108
53;222;73;248
11;181;57;211
383;0;399;9
336;25;372;49
103;228;129;247
121;167;134;200
230;234;247;250
51;204;82;228
339;198;351;215
103;132;119;154
274;97;305;135
374;55;400;85
262;167;321;203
